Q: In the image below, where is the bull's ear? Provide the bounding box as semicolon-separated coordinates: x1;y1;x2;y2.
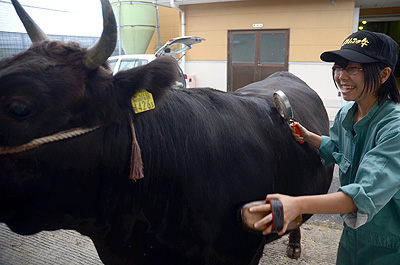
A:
113;57;179;103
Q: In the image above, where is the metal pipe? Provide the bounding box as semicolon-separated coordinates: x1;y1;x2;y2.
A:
118;1;122;55
156;4;161;49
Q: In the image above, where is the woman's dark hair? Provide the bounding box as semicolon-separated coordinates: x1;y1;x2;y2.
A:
332;60;400;104
363;62;400;104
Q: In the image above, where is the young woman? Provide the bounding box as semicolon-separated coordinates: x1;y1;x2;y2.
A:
249;30;400;264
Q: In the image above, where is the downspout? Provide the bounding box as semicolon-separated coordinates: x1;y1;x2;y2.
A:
170;0;186;73
156;4;162;49
353;7;360;33
118;1;122;55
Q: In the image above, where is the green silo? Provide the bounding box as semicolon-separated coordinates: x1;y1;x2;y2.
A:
110;0;156;54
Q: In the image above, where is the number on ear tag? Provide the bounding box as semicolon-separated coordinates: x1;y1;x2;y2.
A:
131;89;155;114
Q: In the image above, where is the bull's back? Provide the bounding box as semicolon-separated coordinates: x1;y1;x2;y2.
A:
235;71;330;136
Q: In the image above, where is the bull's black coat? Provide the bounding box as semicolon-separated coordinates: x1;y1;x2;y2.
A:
0;40;333;264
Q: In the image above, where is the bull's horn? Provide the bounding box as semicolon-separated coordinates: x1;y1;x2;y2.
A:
84;0;117;70
11;0;50;43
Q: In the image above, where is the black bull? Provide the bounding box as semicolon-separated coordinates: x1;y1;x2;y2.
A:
0;62;333;264
0;0;333;264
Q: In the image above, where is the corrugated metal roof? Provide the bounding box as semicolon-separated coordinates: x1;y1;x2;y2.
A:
0;0;103;37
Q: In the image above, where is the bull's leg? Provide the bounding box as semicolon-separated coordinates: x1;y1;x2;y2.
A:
286;227;301;259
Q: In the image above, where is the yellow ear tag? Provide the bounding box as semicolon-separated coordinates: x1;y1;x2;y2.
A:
131;89;155;114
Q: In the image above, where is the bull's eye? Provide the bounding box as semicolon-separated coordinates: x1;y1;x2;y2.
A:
5;101;32;119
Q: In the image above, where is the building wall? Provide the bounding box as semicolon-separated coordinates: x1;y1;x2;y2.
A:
185;0;358;119
182;0;355;62
135;1;359;120
146;6;181;53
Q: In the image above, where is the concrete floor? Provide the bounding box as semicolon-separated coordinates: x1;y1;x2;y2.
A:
0;221;342;265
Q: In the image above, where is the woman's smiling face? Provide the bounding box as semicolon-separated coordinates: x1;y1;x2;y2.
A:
334;62;370;103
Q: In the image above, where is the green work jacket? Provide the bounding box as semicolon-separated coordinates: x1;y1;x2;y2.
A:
319;100;400;264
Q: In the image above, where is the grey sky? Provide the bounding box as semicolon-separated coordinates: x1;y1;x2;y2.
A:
1;0;104;36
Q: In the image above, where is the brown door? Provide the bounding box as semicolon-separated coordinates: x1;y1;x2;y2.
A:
227;29;289;92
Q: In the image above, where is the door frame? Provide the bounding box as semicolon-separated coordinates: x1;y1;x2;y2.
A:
227;29;290;92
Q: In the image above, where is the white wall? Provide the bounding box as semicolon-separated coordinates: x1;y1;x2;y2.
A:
185;61;227;91
289;62;347;121
185;60;347;121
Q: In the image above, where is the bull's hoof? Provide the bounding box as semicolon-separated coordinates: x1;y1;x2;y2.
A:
286;243;301;259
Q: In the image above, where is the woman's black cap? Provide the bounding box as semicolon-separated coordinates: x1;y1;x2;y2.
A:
321;30;398;70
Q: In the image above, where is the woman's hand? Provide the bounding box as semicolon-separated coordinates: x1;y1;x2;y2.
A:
249;194;301;236
289;122;322;149
290;122;308;143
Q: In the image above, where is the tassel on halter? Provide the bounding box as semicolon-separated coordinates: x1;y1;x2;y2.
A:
129;117;144;181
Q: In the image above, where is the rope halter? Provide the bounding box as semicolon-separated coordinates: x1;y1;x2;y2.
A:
0;120;144;181
0;126;100;155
